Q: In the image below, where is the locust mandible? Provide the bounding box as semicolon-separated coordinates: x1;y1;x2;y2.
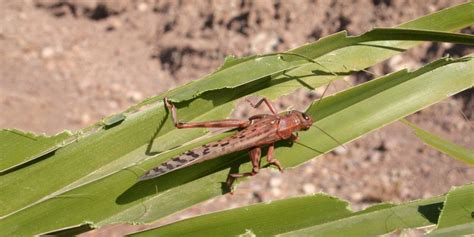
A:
139;97;313;190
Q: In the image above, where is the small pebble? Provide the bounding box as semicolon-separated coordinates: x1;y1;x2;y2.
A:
138;2;148;11
302;183;316;194
384;139;398;150
111;83;122;92
108;100;119;109
81;113;91;125
269;177;282;188
128;91;143;102
107;18;122;31
303;165;314;174
332;145;347;155
368;151;382;163
350;192;363;201
41;47;55;59
271;188;281;196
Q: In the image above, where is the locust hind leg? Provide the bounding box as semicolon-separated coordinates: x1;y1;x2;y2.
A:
245;97;278;115
266;144;284;172
164;97;250;129
226;147;261;191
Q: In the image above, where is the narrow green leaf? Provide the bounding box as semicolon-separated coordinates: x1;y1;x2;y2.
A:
130;184;474;236
402;120;474;166
129;194;353;237
0;129;72;173
355;28;474;45
278;199;440;237
426;184;474;236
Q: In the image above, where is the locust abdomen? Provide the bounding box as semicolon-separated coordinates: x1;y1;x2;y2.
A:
139;121;277;181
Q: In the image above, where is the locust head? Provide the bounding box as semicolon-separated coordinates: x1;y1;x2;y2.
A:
288;110;313;131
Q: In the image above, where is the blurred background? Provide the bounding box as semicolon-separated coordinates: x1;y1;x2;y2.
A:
1;0;473;236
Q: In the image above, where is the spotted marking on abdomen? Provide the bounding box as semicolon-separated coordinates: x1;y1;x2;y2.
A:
185;151;200;158
139;140;226;180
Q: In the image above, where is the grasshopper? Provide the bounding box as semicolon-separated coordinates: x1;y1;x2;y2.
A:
139;97;313;189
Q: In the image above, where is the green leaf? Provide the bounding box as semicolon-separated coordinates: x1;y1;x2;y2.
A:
401;120;474;166
0;129;72;173
1;2;474;236
426;184;474;237
130;183;474;236
130;194;353;237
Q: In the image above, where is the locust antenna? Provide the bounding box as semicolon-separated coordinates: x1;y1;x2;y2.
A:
313;79;331;112
459;107;473;129
437;100;473;129
311;124;346;149
276;52;339;77
340;63;380;78
294;141;324;154
294;140;360;182
311;78;346;150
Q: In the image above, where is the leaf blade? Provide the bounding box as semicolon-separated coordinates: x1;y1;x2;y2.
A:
402;119;474;166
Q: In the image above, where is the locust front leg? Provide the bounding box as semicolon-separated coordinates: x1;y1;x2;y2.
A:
290;133;299;141
164;97;249;128
266;144;283;172
226;147;261;191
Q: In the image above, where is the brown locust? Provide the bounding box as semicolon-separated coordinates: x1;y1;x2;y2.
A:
139;97;313;189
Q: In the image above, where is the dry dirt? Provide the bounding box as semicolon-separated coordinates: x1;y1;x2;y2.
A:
1;0;473;236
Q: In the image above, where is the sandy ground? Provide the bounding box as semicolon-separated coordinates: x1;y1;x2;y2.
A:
1;0;473;236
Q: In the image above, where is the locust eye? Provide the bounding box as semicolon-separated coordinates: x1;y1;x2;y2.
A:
302;113;310;120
